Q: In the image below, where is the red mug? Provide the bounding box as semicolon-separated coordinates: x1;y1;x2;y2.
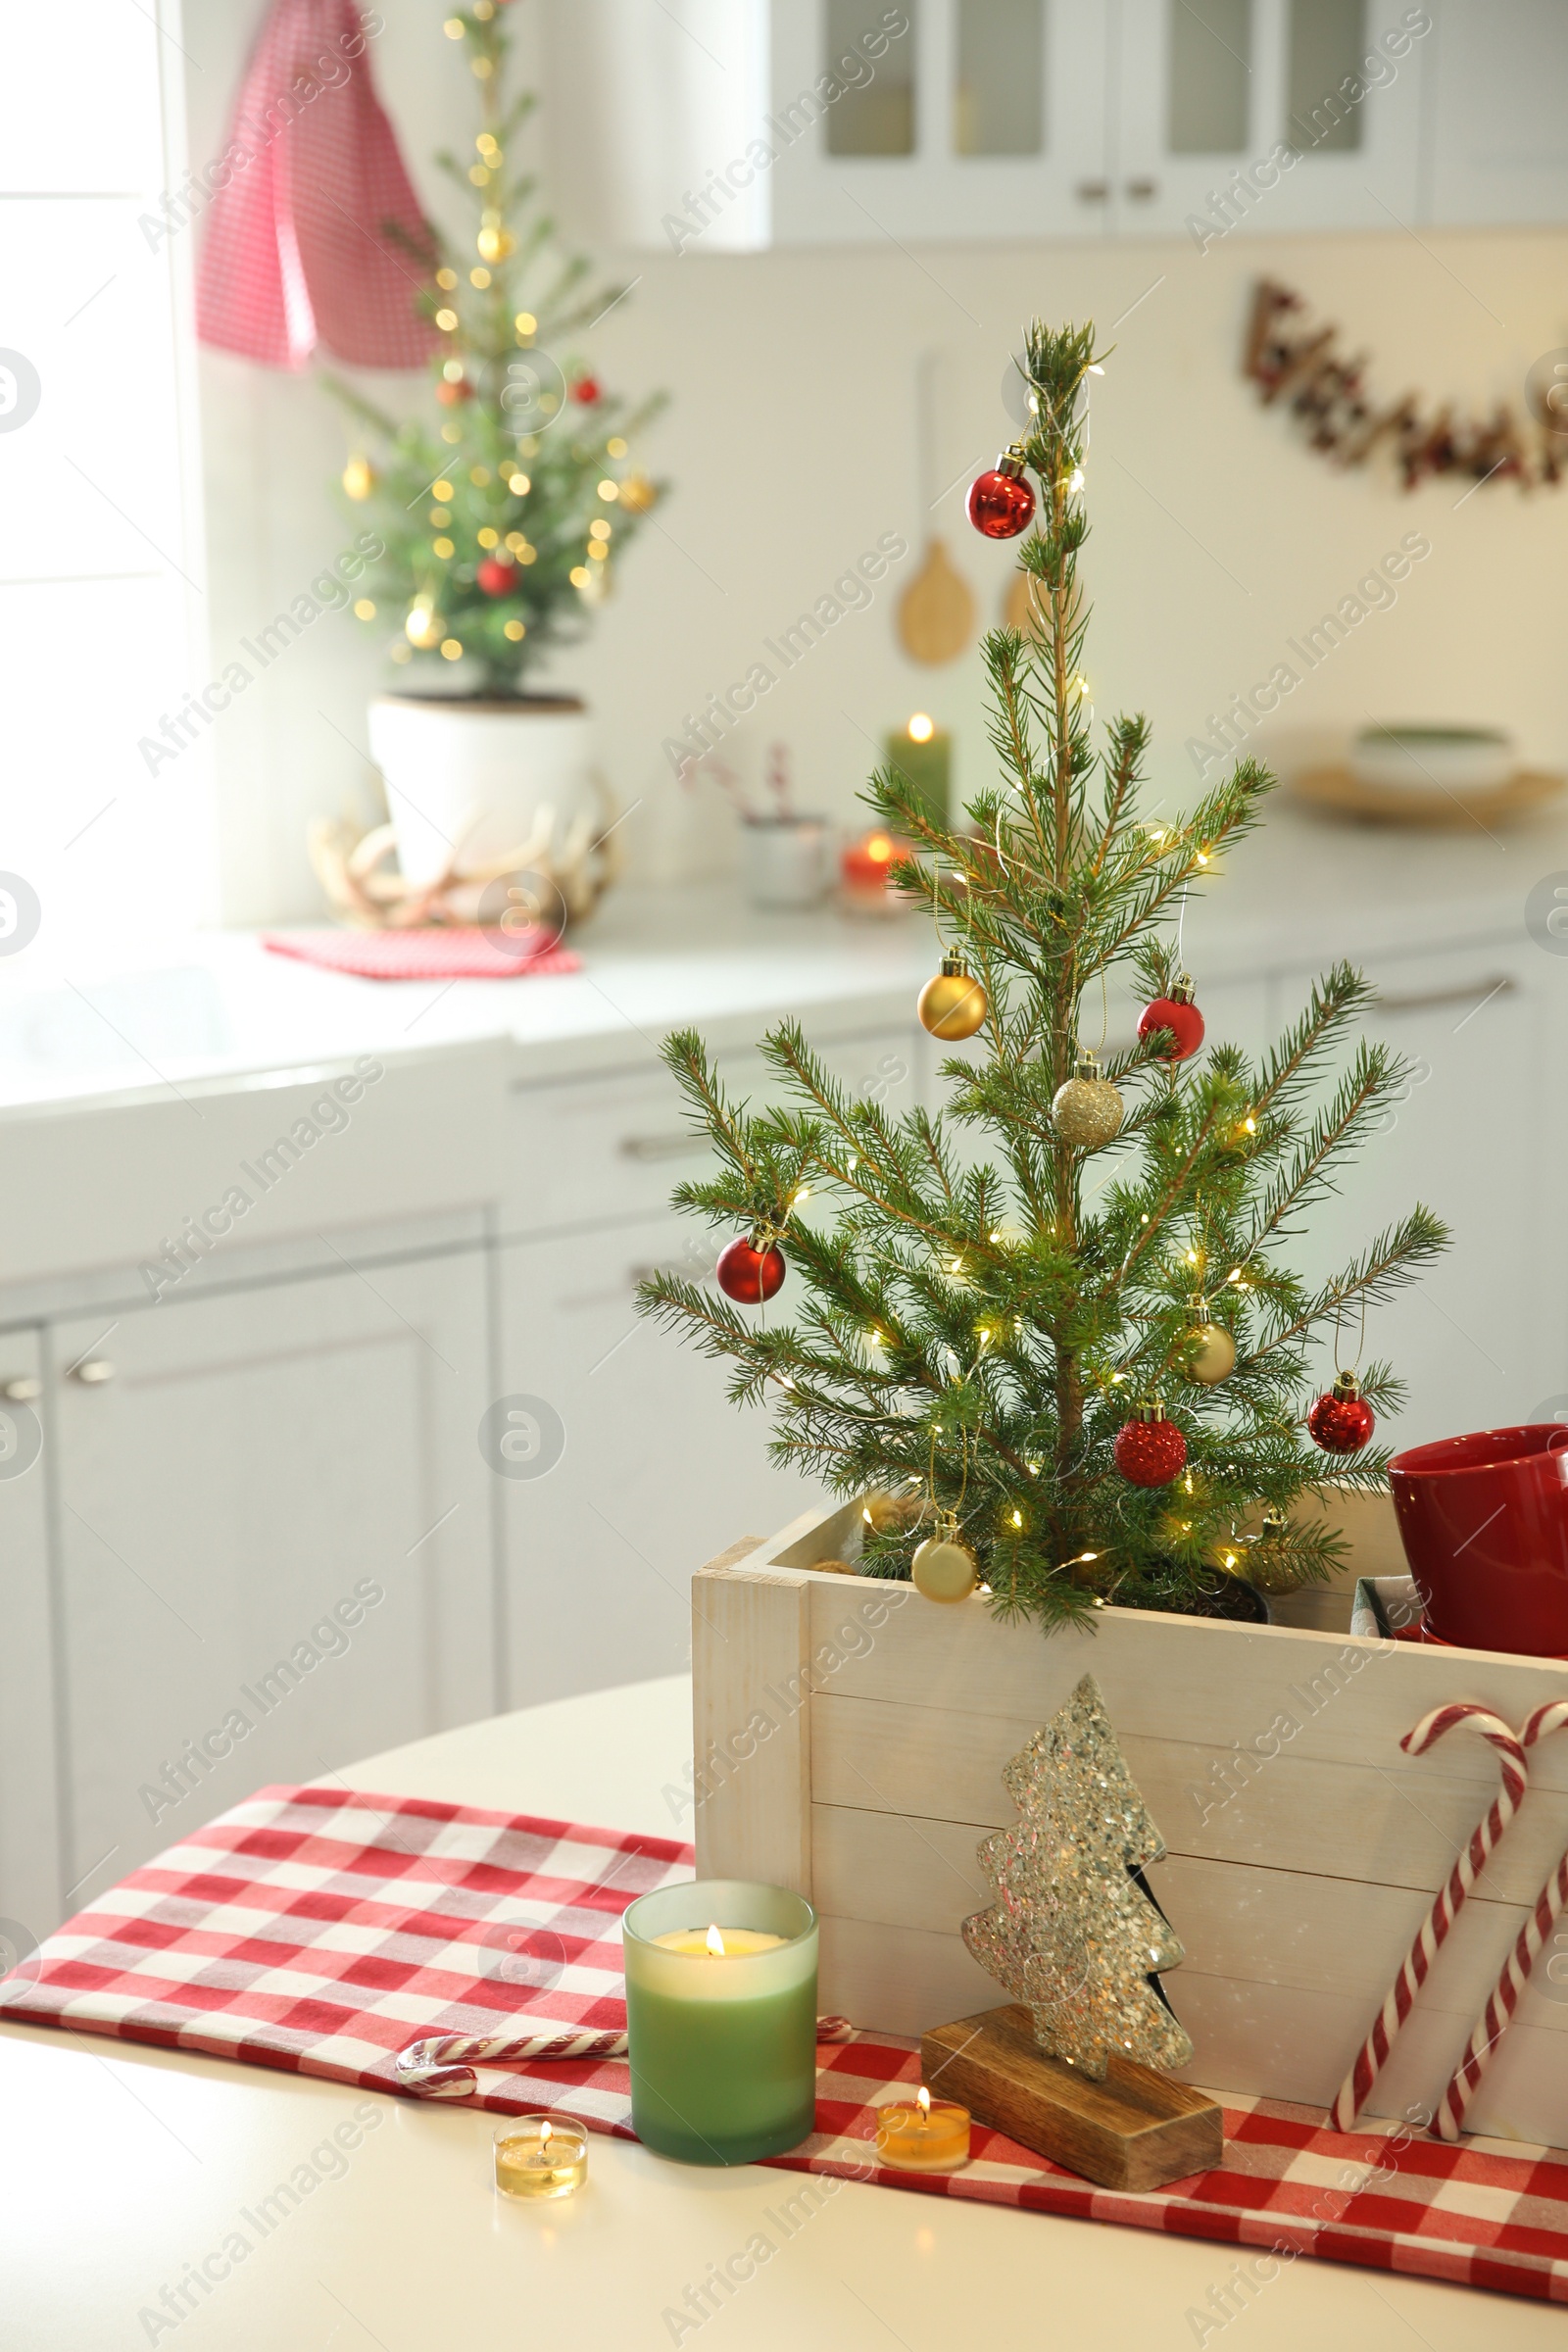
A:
1389;1424;1568;1657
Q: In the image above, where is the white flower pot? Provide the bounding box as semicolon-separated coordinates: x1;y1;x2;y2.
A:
368;694;598;887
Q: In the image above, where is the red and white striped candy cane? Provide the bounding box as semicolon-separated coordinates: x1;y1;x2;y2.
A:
1435;1698;1568;2141
395;2015;857;2100
1331;1702;1530;2132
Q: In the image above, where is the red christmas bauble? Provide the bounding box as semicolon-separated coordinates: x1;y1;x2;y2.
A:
1113;1409;1188;1488
436;377;473;407
1307;1375;1376;1454
571;375;601;405
716;1234;785;1305
476;557;518;597
967;466;1035;541
1138;990;1205;1061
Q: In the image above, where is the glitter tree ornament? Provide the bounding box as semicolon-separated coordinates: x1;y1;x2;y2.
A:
962;1674;1194;2077
1051;1047;1124;1149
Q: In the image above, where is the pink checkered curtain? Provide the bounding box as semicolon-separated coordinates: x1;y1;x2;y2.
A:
196;0;437;370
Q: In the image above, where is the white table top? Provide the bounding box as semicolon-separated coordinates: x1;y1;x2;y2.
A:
0;1676;1554;2349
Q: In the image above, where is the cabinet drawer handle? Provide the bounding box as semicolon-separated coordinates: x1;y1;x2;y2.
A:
1;1377;39;1402
68;1360;115;1386
1075;178;1110;201
1376;976;1515;1015
1124;176;1158;199
617;1131;700;1162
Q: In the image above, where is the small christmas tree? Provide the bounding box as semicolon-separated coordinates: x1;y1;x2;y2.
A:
327;1;664;695
640;318;1446;1631
963;1675;1192;2076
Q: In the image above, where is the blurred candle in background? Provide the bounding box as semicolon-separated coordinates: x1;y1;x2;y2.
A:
886;712;951;827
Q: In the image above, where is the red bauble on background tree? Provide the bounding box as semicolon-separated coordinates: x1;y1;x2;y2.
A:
716;1231;786;1305
571;375;601;405
968;452;1035;540
1113;1400;1188;1488
1138;972;1205;1061
476;556;519;597
1307;1371;1376;1453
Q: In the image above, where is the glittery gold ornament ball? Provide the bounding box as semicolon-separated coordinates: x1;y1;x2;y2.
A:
1051;1054;1124;1149
477;223;515;264
1182;1321;1237;1385
341;455;375;501
618;470;657;514
918;957;988;1041
910;1536;978;1603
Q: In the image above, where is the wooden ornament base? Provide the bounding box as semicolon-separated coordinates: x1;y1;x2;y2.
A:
921;2005;1223;2191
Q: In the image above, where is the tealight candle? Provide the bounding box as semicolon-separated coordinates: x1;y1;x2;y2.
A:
493;2115;588;2200
623;1881;818;2166
875;2084;971;2172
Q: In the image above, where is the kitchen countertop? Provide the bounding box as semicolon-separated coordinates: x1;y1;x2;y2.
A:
0;796;1555;1118
0;1675;1556;2351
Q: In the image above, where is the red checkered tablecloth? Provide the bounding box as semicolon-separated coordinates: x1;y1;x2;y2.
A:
2;1786;1564;2304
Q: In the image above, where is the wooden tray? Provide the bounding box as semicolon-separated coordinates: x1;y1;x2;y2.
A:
1293;763;1565;828
692;1490;1568;2145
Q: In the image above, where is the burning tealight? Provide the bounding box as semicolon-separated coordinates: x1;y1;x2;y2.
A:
874;2083;971;2172
494;2114;589;2200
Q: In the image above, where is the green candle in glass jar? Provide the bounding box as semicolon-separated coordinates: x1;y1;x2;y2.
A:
622;1881;818;2165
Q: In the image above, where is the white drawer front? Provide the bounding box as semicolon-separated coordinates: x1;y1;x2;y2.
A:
505;1026;917;1234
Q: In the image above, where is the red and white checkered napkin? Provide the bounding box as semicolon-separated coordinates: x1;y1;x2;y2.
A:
261;927;581;981
4;1785;1565;2305
0;1787;675;2131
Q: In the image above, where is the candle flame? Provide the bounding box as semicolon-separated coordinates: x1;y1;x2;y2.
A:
706;1924;726;1957
540;2119;553;2150
866;832;893;863
916;2085;931;2118
907;712;935;743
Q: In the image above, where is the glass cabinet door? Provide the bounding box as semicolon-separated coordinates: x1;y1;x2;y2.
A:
769;0;1116;243
1115;0;1425;236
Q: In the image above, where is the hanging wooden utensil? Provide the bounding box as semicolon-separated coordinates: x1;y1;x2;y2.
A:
897;349;976;666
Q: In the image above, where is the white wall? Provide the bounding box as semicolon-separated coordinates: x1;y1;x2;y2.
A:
185;2;1568;926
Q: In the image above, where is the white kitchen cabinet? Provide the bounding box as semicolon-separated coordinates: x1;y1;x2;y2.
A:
1424;0;1568;225
498;1212;818;1709
498;1021;917;1703
0;1329;59;1949
1278;940;1565;1454
49;1237;496;1916
546;0;1564;246
1118;0;1427;239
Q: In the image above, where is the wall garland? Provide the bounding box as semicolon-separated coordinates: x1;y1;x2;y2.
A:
1243;279;1564;492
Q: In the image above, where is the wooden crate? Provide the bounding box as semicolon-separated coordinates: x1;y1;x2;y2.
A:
692;1493;1568;2147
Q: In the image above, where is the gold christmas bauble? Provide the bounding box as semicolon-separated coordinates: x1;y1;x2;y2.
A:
1051;1051;1124;1149
405;603;443;649
477;223;515;264
618;470;657;514
918;956;988;1041
341;455;375;501
910;1536;979;1604
1183;1321;1237;1386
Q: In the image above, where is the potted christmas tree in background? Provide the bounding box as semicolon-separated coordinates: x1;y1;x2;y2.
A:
640;318;1446;1633
328;0;664;914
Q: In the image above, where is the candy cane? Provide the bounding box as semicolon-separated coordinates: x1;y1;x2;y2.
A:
396;2015;856;2100
1435;1699;1568;2142
1331;1703;1530;2132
